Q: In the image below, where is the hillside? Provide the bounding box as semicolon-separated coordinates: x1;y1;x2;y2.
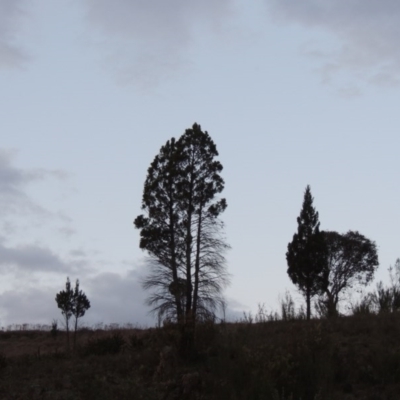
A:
0;313;400;399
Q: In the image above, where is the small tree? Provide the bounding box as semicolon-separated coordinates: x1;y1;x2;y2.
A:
55;277;74;349
72;279;91;349
55;278;90;350
318;230;379;317
388;258;400;310
286;185;327;320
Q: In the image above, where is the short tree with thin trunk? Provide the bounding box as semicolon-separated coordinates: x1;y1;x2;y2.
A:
55;277;74;350
286;185;327;320
56;277;90;350
72;279;90;348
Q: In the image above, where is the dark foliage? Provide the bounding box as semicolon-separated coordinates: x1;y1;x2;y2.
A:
83;332;126;356
55;277;74;349
369;259;400;314
72;280;91;348
319;230;379;317
0;353;7;370
50;319;58;339
2;316;400;399
134;123;230;328
55;278;90;350
286;185;328;320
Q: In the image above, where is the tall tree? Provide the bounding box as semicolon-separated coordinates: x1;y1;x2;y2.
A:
134;123;230;328
134;137;185;322
318;230;378;317
286;185;327;320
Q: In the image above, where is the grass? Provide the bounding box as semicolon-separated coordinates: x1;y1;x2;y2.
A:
0;314;400;399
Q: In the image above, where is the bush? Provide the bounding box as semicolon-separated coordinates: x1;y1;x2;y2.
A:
83;332;126;356
129;334;144;349
351;296;373;315
50;319;58;339
0;353;7;370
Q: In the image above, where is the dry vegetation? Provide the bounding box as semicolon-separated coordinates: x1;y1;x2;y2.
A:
0;313;400;399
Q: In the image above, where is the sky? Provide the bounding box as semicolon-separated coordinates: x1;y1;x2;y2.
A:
1;0;400;328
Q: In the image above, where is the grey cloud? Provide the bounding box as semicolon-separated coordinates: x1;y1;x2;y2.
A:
59;227;77;238
82;0;234;87
267;0;400;88
0;149;68;216
0;149;40;194
0;287;57;327
223;297;249;322
69;249;86;257
0;262;245;328
0;0;28;69
0;268;154;328
338;85;363;99
0;239;73;273
84;269;154;327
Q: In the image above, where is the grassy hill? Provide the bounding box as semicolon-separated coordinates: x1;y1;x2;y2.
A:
0;313;400;399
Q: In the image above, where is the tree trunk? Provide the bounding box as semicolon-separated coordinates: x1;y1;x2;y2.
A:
192;206;203;321
65;316;70;351
169;197;183;323
179;321;195;360
73;316;78;350
306;287;311;320
184;171;194;323
326;291;338;318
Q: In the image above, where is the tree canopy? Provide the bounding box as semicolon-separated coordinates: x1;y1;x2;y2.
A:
286;185;327;320
319;230;379;316
55;277;90;350
134;123;230;326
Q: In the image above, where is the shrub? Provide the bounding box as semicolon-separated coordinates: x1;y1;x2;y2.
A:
0;353;7;370
83;332;126;356
280;291;296;321
129;334;144;349
351;296;373;315
50;319;58;339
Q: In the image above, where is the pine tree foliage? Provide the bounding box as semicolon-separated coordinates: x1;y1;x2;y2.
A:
72;279;91;347
55;277;90;350
55;277;74;349
286;185;327;320
134;123;230;324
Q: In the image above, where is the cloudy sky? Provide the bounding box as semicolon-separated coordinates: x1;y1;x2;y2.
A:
1;0;399;328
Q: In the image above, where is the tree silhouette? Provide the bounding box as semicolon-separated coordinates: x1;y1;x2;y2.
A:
286;185;327;320
318;230;378;317
55;277;74;350
56;277;90;350
72;279;91;349
134;123;230;332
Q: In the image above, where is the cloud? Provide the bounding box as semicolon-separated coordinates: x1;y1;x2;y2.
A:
0;237;86;274
58;226;77;238
0;268;154;327
0;259;244;328
81;0;234;87
0;0;28;69
0;287;57;327
0;149;67;216
83;269;154;327
223;298;247;322
267;0;400;88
